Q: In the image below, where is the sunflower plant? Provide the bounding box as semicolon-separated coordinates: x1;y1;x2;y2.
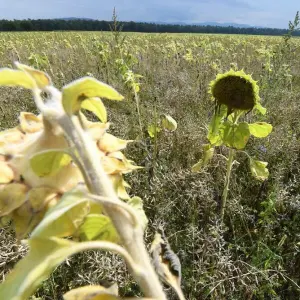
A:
192;70;273;222
0;63;181;300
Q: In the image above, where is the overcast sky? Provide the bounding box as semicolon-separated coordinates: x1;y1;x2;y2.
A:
0;0;299;28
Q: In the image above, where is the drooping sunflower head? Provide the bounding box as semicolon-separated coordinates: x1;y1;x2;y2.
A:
209;70;260;114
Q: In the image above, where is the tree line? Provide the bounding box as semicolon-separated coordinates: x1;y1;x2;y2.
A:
0;19;299;36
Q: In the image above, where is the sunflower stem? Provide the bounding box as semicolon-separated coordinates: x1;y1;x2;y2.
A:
220;147;235;223
220;111;239;223
56;113;166;299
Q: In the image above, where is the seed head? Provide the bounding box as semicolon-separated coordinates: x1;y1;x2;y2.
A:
209;70;260;114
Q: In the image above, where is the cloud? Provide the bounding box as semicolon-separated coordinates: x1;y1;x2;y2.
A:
0;0;298;28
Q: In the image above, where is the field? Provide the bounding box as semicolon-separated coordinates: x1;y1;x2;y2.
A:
0;31;300;299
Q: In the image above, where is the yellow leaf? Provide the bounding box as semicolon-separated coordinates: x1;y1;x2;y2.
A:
0;237;125;300
31;188;90;238
101;156;126;175
0;161;14;183
150;229;184;300
98;133;131;153
161;114;177;132
19;112;43;133
15;62;51;89
30;150;72;177
63;284;119;300
62;77;123;115
109;174;130;200
128;197;148;230
0;128;24;152
191;145;214;173
12;187;59;239
82;98;107;123
0;68;35;89
0;183;29;216
249;158;269;181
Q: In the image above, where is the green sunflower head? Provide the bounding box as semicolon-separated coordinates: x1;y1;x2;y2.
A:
209;70;260;114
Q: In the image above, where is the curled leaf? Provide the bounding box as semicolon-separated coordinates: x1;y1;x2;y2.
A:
98;133;131;153
0;237;128;300
161;115;177;132
150;228;184;300
0;68;35;89
63;284;119;300
62;77;123;115
15;62;51;89
109;174;130;200
127;197;148;230
19;112;43;133
249;158;269;181
192;144;214;172
81;98;107;123
0;161;14;183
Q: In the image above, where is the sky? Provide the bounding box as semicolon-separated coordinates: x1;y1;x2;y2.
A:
0;0;299;29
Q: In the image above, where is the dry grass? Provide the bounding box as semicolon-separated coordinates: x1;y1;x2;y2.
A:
0;31;300;299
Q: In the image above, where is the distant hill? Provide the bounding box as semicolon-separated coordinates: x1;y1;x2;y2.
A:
154;21;265;29
56;18;265;29
56;17;95;21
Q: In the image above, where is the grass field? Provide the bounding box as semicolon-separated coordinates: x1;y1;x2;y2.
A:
0;31;300;299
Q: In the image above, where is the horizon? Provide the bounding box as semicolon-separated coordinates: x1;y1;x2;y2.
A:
0;1;299;29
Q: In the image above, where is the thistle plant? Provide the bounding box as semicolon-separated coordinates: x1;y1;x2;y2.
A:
192;70;273;222
0;63;183;299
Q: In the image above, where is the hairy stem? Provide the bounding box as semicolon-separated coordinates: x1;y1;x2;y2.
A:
220;147;235;222
56;114;166;299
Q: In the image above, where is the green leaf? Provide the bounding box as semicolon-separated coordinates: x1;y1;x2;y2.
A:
147;124;161;138
31;188;90;238
249;122;272;138
15;62;51;89
249;158;269;181
191;144;214;172
207;105;227;145
81;98;107;123
222;122;250;149
62;77;123;115
79;214;120;243
0;237;122;300
161;114;177;131
0;68;35;89
30;150;72;177
127;197;148;230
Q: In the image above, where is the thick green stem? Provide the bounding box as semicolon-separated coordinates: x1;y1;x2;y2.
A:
220;148;235;222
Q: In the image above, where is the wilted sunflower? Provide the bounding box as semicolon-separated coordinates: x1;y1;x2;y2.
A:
0;65;139;239
209;69;260;115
